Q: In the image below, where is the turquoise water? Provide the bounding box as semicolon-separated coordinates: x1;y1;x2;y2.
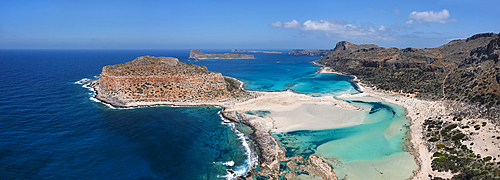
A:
271;100;414;179
272;101;408;159
187;52;359;95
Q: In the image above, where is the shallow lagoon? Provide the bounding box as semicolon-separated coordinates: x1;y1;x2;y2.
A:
272;99;417;179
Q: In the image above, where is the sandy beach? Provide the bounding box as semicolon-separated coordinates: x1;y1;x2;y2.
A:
224;90;362;133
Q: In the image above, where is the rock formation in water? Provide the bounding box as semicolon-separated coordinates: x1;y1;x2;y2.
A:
286;49;331;56
189;50;254;60
315;32;500;121
231;49;282;54
90;56;252;107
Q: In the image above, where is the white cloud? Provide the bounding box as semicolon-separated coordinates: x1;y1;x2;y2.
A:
283;20;301;28
407;9;458;24
269;19;395;40
269;21;283;27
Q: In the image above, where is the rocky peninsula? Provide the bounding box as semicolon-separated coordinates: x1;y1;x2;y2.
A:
189;50;254;60
90;56;258;108
231;49;282;54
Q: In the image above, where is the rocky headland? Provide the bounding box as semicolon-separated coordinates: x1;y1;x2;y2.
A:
189;50;254;60
90;56;258;108
286;49;331;56
231;49;282;54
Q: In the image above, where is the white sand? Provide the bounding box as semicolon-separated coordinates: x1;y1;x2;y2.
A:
225;90;363;133
269;103;366;132
332;152;418;180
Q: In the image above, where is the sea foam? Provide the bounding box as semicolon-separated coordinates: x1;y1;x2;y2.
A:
218;112;258;180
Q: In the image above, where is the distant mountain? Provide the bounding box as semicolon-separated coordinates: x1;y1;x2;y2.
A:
287;49;331;56
315;33;500;120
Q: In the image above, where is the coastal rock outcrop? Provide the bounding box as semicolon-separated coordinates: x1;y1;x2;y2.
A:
91;56;246;107
286;49;331;56
189;50;254;60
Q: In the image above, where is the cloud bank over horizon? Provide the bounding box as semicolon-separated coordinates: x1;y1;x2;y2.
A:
269;8;464;46
269;19;394;40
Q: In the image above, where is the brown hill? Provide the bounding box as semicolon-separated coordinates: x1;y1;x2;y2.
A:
90;56;249;107
315;32;500;120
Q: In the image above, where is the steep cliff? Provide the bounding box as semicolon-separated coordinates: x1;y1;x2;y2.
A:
315;32;500;120
91;56;250;107
189;50;254;60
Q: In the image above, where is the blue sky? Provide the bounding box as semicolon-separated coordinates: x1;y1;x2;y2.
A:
0;0;498;49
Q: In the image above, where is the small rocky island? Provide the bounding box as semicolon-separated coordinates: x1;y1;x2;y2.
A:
189;50;254;60
231;49;282;54
286;49;331;56
90;56;254;107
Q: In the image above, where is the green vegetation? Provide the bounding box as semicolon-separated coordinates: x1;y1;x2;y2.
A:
423;118;500;179
224;77;241;92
